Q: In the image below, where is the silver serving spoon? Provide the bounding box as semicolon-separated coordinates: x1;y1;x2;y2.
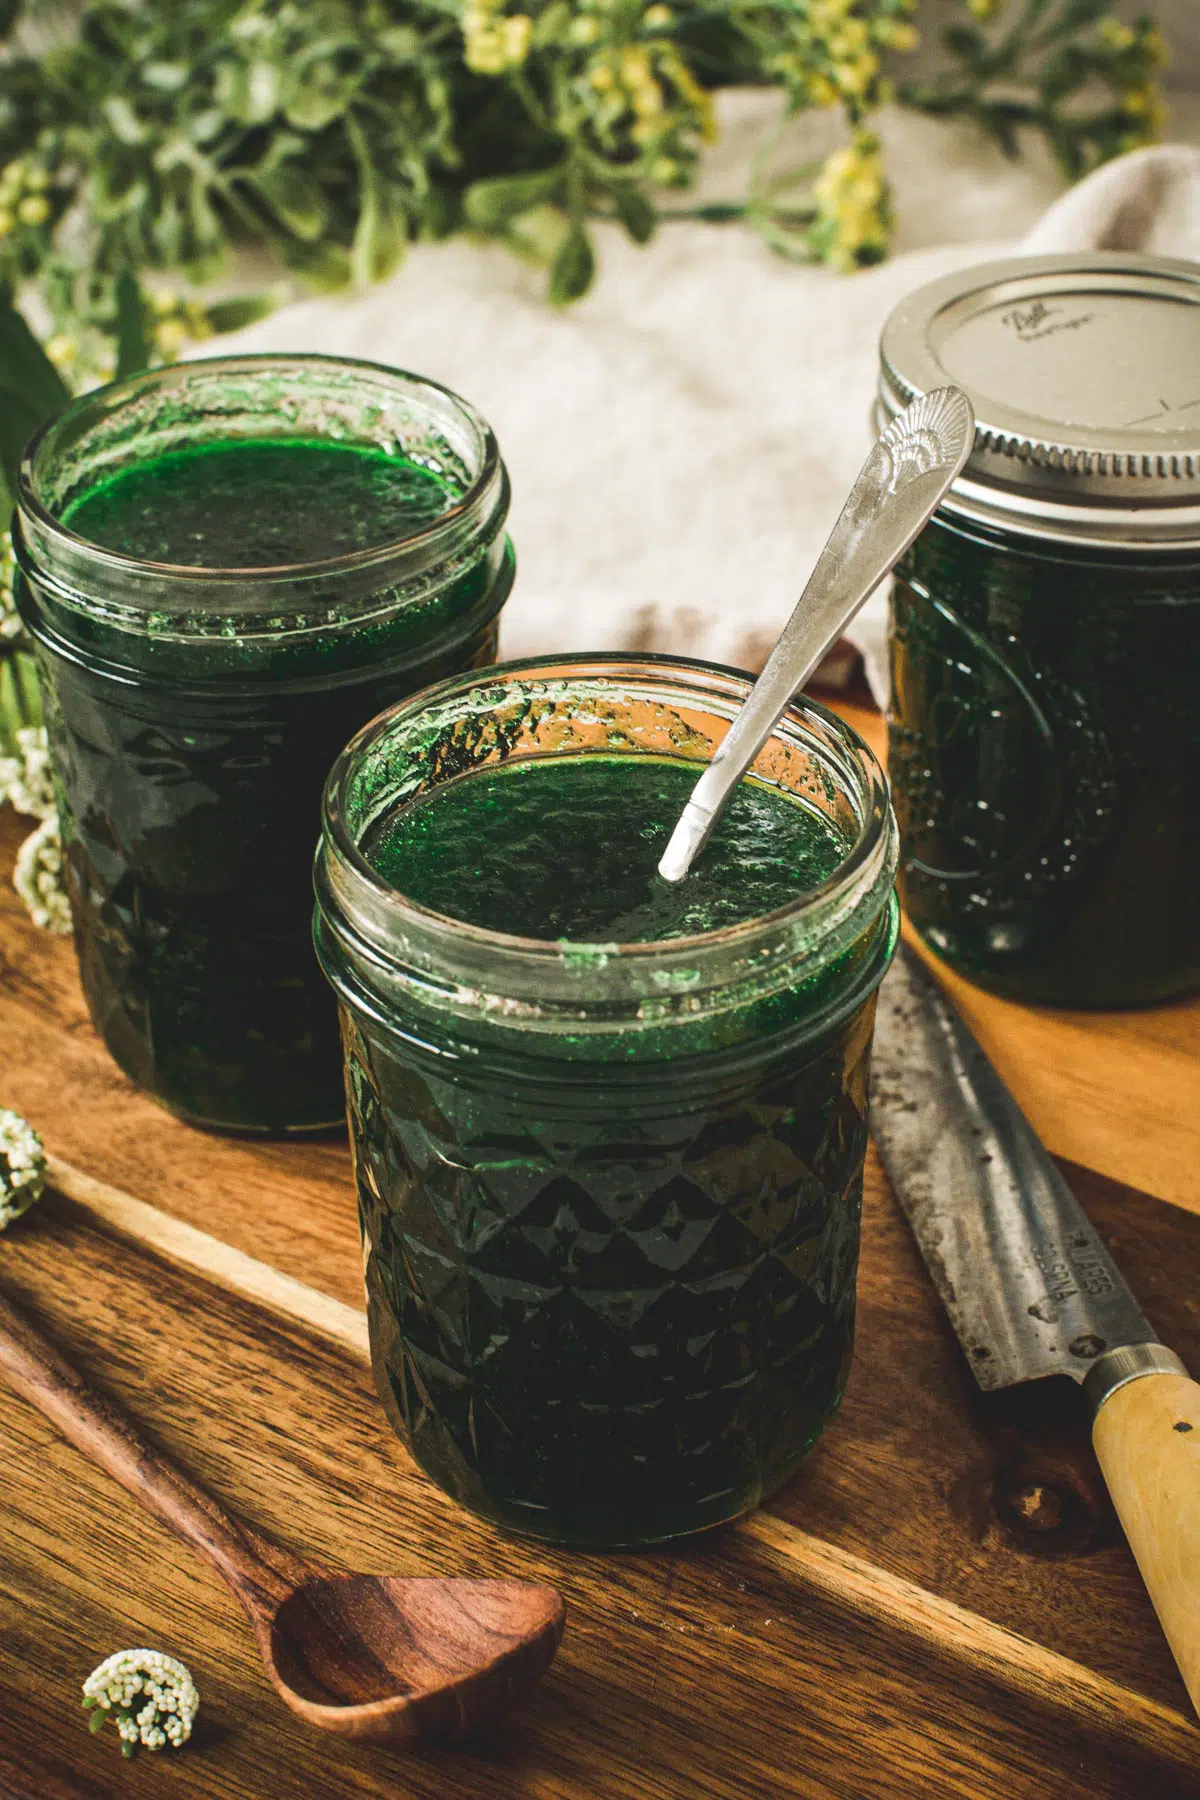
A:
657;386;975;884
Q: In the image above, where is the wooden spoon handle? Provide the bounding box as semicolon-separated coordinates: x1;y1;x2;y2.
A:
1092;1370;1200;1714
0;1281;306;1615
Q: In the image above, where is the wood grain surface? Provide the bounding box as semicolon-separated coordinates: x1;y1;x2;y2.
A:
2;690;1199;1798
1;1200;1197;1800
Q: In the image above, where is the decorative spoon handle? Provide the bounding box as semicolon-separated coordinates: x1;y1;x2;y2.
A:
657;385;975;883
0;1282;306;1614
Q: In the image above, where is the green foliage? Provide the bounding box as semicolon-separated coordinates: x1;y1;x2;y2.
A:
0;0;1169;385
901;1;1168;180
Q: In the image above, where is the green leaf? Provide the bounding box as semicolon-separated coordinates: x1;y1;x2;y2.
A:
279;237;352;291
505;202;569;267
0;293;70;422
1051;0;1108;31
282;55;364;133
941;25;988;64
612;187;656;246
204;292;279;335
463;168;562;232
0;293;70;495
0;648;43;759
346;112;408;289
88;1710;107;1734
114;270;149;380
242;165;329;243
548;222;594;305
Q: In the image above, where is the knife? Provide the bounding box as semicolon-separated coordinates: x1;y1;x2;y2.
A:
870;942;1200;1714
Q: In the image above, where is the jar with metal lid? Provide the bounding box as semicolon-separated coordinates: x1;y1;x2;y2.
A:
15;355;513;1133
314;656;899;1546
879;252;1200;1008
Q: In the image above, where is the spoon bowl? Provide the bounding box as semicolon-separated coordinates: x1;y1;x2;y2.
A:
264;1573;566;1741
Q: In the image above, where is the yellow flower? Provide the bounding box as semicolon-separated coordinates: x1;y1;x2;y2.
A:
807;72;839;108
882;22;920;52
16;194;50;227
1098;19;1135;52
644;4;672;27
658;45;715;139
830;17;869;55
0;209;13;239
569;14;600;44
502;13;533;64
45;333;77;368
813;132;890;271
966;0;997;18
462;0;533;74
833;52;879;99
154;318;189;358
149;285;177;315
591;61;616;92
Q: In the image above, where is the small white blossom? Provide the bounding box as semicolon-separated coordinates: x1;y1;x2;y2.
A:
13;816;72;934
0;530;22;643
0;726;55;821
0;1110;45;1229
82;1650;199;1758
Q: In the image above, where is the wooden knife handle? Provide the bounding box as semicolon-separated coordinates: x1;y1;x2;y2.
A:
1092;1369;1200;1714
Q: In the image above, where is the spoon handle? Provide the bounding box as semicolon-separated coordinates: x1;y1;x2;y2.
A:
657;386;975;883
0;1281;306;1616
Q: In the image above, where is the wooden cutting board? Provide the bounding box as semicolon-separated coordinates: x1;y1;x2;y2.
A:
1;700;1198;1800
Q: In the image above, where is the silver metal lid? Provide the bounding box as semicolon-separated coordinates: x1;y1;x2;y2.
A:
878;251;1200;549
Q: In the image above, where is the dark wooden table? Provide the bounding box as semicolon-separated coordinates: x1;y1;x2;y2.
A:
1;700;1198;1799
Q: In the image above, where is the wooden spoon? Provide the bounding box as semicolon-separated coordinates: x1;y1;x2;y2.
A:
0;1283;565;1743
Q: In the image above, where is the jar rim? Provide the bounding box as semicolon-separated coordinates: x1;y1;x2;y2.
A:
16;353;507;619
316;655;898;1029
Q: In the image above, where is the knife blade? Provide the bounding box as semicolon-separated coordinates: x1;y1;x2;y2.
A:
870;941;1156;1391
870;941;1200;1715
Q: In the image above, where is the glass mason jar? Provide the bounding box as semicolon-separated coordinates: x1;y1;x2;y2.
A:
880;253;1200;1008
14;355;512;1133
315;656;899;1548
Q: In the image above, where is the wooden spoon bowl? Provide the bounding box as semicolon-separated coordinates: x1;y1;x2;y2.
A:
0;1283;565;1744
264;1573;564;1740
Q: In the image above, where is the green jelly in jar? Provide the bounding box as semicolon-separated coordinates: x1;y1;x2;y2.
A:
15;356;513;1133
315;657;899;1548
880;253;1200;1007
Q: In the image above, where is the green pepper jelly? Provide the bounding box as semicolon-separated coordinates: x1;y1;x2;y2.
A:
315;658;899;1547
16;356;513;1133
880;252;1200;1007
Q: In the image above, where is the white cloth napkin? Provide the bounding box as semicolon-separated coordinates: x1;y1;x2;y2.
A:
211;103;1200;704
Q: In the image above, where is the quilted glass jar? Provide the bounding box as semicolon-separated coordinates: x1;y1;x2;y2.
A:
880;253;1200;1007
315;656;899;1547
15;355;512;1133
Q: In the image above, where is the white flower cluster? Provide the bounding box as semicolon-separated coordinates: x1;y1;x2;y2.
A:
82;1649;199;1758
1;725;71;935
0;726;55;821
0;1109;46;1229
14;816;71;934
0;530;21;642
